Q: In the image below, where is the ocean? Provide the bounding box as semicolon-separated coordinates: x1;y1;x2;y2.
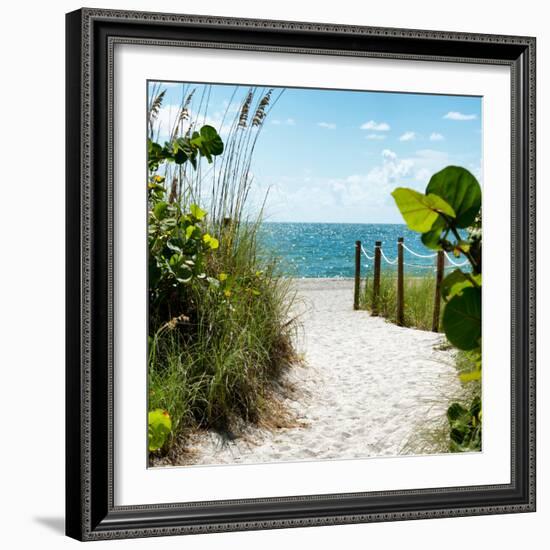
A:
258;222;457;278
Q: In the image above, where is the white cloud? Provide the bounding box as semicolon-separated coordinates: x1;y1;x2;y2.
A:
366;133;386;140
429;132;444;141
399;131;416;141
443;111;477;121
317;122;336;129
253;147;462;223
285;118;296;126
256;148;415;222
360;120;391;131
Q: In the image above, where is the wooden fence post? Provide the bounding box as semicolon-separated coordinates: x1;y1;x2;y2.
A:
432;250;445;332
396;237;404;326
372;241;382;316
354;240;361;310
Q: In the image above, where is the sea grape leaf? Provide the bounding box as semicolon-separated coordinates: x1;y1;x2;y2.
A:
191;124;223;162
199;125;224;156
426;166;481;228
148;409;172;452
459;370;482;383
169;253;192;280
147;140;164;171
153;201;168;220
447;402;468;422
203;233;219;250
442;287;482;350
391;188;456;233
441;269;481;301
447;397;482;452
190;125;224;163
166;240;183;254
185;224;198;240
173;148;188;164
189;204;207;221
421;216;446;250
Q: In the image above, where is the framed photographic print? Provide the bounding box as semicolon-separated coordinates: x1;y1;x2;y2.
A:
65;8;536;541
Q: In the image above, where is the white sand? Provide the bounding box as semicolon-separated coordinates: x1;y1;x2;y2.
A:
172;278;461;466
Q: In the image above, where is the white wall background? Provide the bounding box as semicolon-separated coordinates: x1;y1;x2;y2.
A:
0;1;545;548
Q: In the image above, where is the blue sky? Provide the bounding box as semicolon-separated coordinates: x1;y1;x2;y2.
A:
149;81;482;223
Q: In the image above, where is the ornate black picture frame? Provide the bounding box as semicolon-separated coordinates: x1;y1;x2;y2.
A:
66;8;536;541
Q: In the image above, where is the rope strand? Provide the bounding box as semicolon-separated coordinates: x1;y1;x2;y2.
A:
356;242;469;270
444;251;469;267
379;247;398;265
360;245;374;260
401;242;438;259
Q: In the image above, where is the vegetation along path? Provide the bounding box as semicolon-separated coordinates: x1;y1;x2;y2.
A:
165;278;461;466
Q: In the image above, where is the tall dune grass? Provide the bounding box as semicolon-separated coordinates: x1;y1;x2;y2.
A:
360;270;440;331
147;84;297;458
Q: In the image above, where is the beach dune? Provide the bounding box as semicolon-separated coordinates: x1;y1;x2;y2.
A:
167;278;461;466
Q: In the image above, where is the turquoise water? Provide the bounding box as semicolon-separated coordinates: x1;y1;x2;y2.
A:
259;222;450;278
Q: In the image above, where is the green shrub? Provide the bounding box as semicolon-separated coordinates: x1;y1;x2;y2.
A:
148;223;296;434
447;397;482;452
391;166;482;452
146;85;296;455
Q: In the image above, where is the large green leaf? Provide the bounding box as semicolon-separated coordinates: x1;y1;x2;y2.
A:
148;409;172;452
199;125;224;156
190;125;224;163
447;396;482;452
153;201;169;220
173;148;188;165
189;204;207;221
426;166;481;228
147;139;165;171
421;216;446;250
173;137;194;165
447;402;468;422
203;233;219;250
442;287;481;350
441;269;481;300
391;188;456;233
185;224;198;240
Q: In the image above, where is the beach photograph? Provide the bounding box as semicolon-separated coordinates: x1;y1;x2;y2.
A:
146;81;483;467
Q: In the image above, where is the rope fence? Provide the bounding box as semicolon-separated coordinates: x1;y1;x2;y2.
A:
359;242;469;270
353;236;472;331
401;242;438;259
444;252;470;268
360;244;374;261
379;247;398;265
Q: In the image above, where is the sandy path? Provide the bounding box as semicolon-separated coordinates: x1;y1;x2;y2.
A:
169;278;461;466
